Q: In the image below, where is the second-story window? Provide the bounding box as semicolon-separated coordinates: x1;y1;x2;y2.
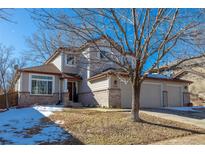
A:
66;54;76;66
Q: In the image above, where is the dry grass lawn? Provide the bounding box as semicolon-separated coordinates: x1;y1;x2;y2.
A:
49;108;205;145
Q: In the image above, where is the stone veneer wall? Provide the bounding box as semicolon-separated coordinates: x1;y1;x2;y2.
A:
79;90;109;107
62;92;71;106
79;88;121;108
108;88;121;108
18;92;59;106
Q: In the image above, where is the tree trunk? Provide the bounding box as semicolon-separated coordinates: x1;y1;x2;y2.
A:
131;80;141;122
4;91;9;110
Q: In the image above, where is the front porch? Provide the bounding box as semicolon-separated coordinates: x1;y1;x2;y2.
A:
16;71;82;107
60;74;82;107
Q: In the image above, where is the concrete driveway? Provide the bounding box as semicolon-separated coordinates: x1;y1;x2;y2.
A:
142;107;205;144
142;107;205;129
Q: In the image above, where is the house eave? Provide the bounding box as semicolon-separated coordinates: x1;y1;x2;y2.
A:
88;71;192;84
18;70;62;76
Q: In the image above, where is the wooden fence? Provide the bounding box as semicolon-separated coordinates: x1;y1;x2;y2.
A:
0;92;18;109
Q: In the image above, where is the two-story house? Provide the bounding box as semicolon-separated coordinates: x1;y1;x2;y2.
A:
14;38;191;108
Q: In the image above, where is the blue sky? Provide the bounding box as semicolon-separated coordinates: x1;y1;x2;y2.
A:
0;8;201;70
0;9;38;58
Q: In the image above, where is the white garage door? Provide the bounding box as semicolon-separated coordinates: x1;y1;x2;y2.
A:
140;83;161;108
120;82;162;108
167;85;182;107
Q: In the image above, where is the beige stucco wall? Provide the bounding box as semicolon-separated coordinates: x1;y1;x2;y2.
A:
88;77;109;91
93;90;109;107
21;72;30;92
51;53;62;71
79;76;110;107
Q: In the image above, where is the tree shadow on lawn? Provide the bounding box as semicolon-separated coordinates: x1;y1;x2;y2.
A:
142;108;205;120
140;119;205;135
39;117;84;145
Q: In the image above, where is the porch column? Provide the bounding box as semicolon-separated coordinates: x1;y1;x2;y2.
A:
62;79;69;106
63;79;68;92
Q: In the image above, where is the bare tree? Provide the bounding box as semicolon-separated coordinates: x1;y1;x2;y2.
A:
31;8;205;121
25;30;84;65
25;31;63;64
0;9;13;22
0;44;14;109
7;57;27;92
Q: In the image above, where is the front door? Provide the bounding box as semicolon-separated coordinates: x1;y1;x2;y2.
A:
67;82;73;101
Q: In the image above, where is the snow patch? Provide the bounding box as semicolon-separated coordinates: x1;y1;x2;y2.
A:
55;120;65;125
0;105;70;145
33;105;63;117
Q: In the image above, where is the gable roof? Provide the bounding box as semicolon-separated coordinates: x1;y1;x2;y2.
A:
17;63;82;81
173;70;205;79
44;47;79;64
18;63;62;75
44;37;107;64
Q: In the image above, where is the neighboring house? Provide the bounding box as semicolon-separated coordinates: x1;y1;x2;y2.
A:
173;57;205;104
14;39;191;108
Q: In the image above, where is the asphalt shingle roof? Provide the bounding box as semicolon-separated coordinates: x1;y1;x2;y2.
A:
19;63;61;74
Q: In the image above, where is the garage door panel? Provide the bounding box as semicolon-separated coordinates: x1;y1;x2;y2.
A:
167;86;181;107
140;83;161;108
120;82;162;108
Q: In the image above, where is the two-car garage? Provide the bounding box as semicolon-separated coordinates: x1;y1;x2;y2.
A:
87;71;191;108
120;79;188;109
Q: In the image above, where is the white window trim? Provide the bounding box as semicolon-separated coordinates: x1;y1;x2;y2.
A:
29;73;55;96
65;54;77;67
